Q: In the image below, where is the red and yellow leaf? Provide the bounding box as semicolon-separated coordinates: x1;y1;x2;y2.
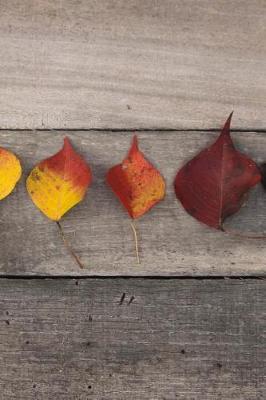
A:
106;135;165;218
0;147;21;200
26;137;92;221
174;113;261;229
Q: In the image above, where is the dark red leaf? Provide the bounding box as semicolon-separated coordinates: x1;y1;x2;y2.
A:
174;113;261;230
259;163;266;190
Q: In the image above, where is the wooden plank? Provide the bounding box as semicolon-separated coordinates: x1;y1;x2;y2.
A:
0;0;266;129
1;130;266;276
0;278;264;399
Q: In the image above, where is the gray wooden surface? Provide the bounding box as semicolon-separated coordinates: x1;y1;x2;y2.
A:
0;0;266;129
0;2;265;398
0;278;264;400
1;129;266;276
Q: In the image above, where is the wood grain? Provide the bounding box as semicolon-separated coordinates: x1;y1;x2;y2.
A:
1;129;266;276
0;0;266;129
0;278;264;399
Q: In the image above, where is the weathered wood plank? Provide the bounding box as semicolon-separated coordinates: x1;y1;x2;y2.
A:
0;0;266;129
0;130;266;276
0;278;264;399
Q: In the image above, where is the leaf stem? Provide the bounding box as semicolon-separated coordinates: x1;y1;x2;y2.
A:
56;221;84;269
222;225;266;239
130;220;140;265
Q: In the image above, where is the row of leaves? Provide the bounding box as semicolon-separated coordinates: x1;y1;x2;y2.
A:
1;113;266;266
1;113;265;229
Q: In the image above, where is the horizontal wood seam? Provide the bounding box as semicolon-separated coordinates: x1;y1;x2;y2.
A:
0;275;264;280
1;128;266;133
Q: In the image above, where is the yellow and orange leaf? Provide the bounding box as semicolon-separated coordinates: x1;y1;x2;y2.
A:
0;147;21;200
106;135;165;218
26;137;92;221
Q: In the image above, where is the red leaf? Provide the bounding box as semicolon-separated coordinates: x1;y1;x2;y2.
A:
174;113;261;230
106;135;165;219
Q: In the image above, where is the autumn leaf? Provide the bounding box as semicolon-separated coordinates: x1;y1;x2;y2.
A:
106;135;165;264
27;137;92;269
174;113;261;230
260;163;266;190
106;135;165;219
0;146;21;199
27;137;92;221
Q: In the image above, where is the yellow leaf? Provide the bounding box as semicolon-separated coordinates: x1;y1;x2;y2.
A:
0;147;22;200
26;138;92;221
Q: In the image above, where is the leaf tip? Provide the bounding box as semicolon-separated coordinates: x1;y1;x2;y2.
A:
221;112;233;137
227;110;234;124
129;134;139;156
63;136;72;149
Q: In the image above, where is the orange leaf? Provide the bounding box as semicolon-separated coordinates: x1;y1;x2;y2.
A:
106;135;165;218
0;146;21;200
26;137;92;221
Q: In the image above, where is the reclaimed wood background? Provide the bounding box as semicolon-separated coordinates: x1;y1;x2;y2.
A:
0;1;265;399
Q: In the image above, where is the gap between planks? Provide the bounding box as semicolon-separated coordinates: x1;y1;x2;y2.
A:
0;275;264;280
1;128;266;133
